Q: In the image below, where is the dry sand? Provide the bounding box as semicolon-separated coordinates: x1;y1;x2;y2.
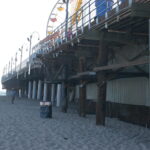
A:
0;96;149;150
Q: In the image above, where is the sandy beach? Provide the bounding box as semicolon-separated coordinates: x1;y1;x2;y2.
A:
0;96;149;150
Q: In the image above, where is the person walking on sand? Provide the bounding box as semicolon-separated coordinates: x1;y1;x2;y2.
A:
11;89;17;104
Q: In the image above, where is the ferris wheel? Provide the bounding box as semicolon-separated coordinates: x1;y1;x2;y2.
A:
46;0;83;36
46;0;67;36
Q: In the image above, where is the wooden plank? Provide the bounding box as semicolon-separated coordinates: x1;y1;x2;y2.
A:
96;33;108;126
78;44;99;48
79;57;86;117
96;72;107;125
94;59;148;72
53;65;64;80
62;81;68;113
79;81;86;117
68;75;79;80
82;30;147;45
131;3;150;18
78;71;96;77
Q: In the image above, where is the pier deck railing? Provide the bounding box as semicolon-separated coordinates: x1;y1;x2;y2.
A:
40;0;149;53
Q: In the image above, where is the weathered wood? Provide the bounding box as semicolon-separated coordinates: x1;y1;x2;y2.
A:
94;59;148;72
78;71;96;77
114;49;148;74
62;82;68;113
148;19;150;127
96;72;107;125
96;32;108;126
78;44;99;48
47;84;51;101
82;30;147;45
59;64;69;113
148;108;150;128
79;81;86;117
106;101;150;127
131;3;150;18
53;65;64;81
79;57;86;117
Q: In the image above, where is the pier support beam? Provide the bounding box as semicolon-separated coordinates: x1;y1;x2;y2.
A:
96;72;107;126
79;57;86;117
24;89;27;98
37;80;42;100
24;83;28;98
79;81;86;117
62;65;68;113
56;84;62;107
51;84;55;105
21;88;25;98
148;19;150;128
96;35;108;126
28;81;32;99
19;89;22;98
32;80;37;99
43;82;48;101
62;82;68;113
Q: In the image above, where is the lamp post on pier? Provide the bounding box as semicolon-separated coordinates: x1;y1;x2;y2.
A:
8;61;10;74
3;67;5;76
17;43;28;78
15;52;17;72
27;31;40;75
11;57;13;74
19;46;23;71
5;64;8;75
64;0;70;39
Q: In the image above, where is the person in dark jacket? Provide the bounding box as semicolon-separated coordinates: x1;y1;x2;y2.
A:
11;89;17;104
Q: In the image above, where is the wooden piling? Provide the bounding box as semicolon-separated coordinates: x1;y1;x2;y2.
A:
96;33;109;125
79;57;86;117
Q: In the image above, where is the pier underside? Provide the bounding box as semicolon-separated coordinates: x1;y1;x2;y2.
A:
1;0;150;127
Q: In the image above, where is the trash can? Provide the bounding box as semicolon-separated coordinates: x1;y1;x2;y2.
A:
40;101;52;118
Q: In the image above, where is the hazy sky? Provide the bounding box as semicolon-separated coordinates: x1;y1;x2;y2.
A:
0;0;118;90
0;0;55;90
